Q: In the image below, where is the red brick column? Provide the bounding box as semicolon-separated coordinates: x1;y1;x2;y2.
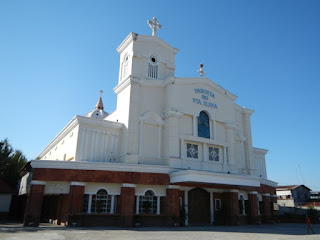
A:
248;192;259;224
68;182;85;226
222;190;240;225
119;184;136;227
165;187;180;226
69;183;85;214
23;181;46;227
262;193;272;223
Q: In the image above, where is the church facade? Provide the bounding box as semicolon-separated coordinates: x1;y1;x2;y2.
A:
22;19;278;227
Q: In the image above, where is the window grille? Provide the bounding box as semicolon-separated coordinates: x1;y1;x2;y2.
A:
148;56;158;79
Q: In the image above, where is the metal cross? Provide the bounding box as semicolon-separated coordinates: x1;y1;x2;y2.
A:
197;63;205;77
148;17;162;36
99;90;103;98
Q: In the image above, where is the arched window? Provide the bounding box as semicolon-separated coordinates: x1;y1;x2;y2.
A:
239;195;246;215
121;54;129;81
148;55;158;79
139;190;158;214
198;111;210;138
91;189;112;213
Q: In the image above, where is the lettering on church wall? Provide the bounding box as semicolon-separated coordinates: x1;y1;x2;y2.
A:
192;88;218;109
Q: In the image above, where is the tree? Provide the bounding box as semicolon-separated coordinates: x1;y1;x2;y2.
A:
0;138;27;189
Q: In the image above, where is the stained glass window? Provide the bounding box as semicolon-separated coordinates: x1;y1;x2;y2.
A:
198;111;210;138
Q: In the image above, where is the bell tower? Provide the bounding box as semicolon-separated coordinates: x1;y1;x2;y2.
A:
116;18;178;84
112;18;178;164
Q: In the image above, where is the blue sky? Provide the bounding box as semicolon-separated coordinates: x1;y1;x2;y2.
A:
1;1;319;190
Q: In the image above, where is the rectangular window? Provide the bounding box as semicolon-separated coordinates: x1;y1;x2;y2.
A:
215;199;221;210
187;143;198;159
83;194;89;212
209;147;219;161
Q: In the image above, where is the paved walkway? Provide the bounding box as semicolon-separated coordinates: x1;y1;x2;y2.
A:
0;223;319;240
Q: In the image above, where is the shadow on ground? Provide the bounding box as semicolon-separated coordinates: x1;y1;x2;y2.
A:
0;222;318;236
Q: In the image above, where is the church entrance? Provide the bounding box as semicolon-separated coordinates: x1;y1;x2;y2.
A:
40;195;59;223
188;188;210;225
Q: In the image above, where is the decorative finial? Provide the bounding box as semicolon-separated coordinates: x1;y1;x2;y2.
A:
95;90;104;110
147;17;162;36
197;63;205;77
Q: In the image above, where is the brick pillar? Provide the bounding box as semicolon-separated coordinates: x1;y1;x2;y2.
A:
69;183;85;214
262;193;272;223
248;191;259;224
165;187;180;226
23;181;46;227
119;184;135;227
68;182;85;226
222;190;239;225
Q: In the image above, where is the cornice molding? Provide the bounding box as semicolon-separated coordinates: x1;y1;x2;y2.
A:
253;147;269;155
116;32;137;54
31;160;172;174
170;170;261;187
162;108;183;119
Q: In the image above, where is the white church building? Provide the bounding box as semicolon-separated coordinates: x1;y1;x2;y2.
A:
23;18;277;227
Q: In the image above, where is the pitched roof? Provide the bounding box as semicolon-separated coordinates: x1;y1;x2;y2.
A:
0;179;15;193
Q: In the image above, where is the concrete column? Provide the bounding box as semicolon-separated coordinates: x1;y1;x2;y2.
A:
114;135;118;161
135;196;140;214
203;143;207;161
87;194;92;213
78;128;86;161
193;115;197;137
23;181;46;227
156;196;161;214
119;184;136;227
157;125;161;158
110;134;114;162
213;120;216;139
223;146;227;165
139;122;143;155
110;195;115;214
104;134;109;162
180;138;184;159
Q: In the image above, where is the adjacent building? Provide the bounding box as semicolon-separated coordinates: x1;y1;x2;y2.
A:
21;18;278;227
276;185;311;207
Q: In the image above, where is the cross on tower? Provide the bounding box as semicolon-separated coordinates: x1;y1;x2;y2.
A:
148;17;162;36
99;90;103;98
197;63;205;77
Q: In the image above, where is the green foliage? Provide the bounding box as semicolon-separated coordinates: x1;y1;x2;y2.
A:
0;138;27;189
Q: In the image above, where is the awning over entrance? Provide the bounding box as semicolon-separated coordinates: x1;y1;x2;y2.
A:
170;170;261;187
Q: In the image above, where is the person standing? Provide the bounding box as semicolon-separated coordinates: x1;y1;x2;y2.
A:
306;216;315;234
